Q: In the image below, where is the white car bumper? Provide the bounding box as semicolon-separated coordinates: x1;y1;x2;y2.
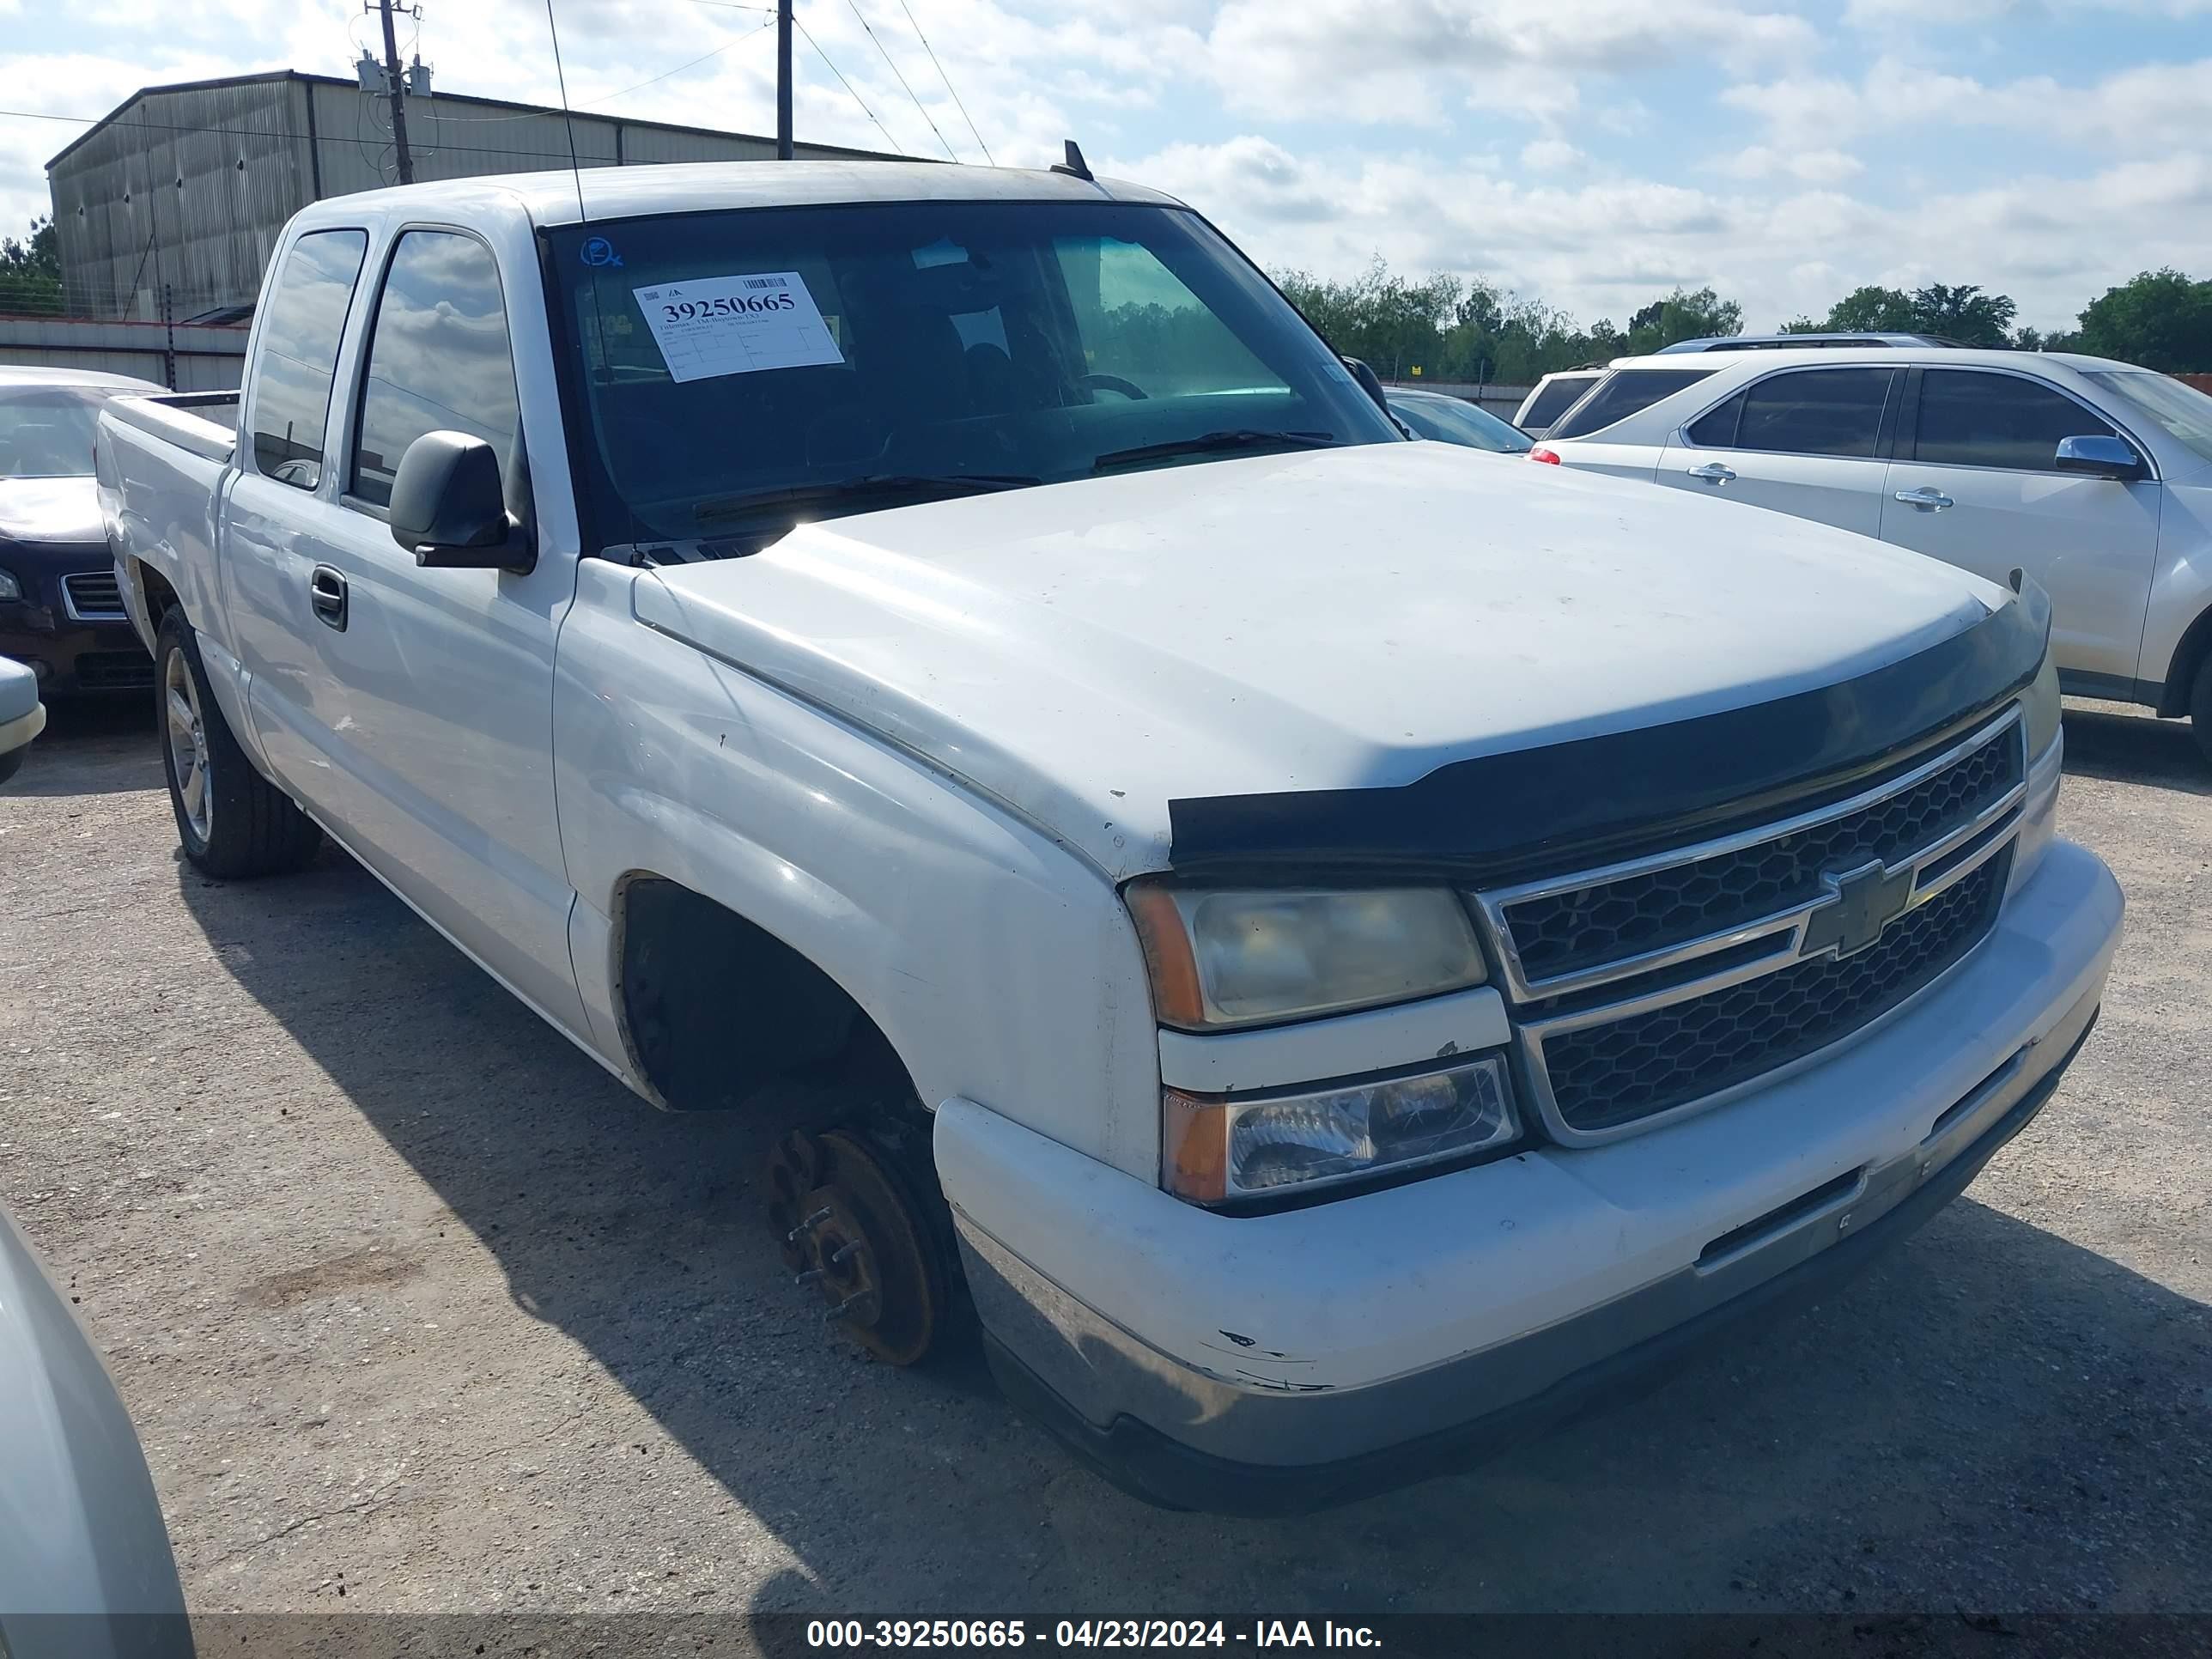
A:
934;837;2123;1512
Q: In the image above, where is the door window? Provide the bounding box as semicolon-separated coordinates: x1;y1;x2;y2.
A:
351;230;523;509
247;229;369;490
1913;370;2117;472
1687;367;1894;458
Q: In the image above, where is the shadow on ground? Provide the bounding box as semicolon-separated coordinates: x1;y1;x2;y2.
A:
2061;702;2209;798
167;837;2212;1615
8;695;161;799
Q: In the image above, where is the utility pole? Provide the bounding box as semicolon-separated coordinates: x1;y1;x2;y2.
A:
373;0;416;185
776;0;793;159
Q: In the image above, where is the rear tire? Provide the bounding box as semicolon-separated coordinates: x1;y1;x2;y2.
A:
156;607;322;878
2192;657;2212;769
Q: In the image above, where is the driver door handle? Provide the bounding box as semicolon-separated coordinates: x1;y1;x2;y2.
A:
309;564;349;631
1686;462;1735;485
1895;487;1954;511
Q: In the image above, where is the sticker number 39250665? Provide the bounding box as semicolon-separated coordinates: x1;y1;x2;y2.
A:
631;271;846;383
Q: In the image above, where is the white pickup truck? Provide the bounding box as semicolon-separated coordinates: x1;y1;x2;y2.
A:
98;160;2122;1513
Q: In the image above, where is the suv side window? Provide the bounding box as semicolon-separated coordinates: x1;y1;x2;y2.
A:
1522;374;1598;428
1913;369;2116;472
1687;367;1895;458
247;229;369;490
1547;368;1714;440
351;230;522;510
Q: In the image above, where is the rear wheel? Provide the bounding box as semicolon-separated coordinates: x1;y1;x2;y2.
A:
156;608;322;878
2193;657;2212;768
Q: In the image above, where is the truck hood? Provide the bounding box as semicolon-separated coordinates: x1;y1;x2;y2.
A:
635;442;2000;881
0;475;102;544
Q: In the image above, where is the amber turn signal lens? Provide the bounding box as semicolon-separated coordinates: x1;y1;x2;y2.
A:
1162;1087;1230;1204
1126;882;1206;1028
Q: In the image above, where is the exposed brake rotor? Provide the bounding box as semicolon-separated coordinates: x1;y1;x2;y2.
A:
763;1126;948;1366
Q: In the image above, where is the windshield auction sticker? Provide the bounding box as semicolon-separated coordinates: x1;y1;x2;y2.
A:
632;272;845;383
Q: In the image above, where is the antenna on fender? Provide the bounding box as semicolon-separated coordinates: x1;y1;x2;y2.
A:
1049;140;1093;182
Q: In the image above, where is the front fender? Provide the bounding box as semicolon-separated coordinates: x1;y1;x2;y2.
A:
551;562;1162;1182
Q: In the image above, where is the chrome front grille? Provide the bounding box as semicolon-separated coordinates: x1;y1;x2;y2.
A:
1536;849;2010;1134
1473;707;2027;1144
61;570;127;623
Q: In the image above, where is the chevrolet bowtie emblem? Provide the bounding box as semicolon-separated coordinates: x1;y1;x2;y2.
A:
1802;860;1916;959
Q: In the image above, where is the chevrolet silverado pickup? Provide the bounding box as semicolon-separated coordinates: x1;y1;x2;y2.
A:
97;160;2123;1513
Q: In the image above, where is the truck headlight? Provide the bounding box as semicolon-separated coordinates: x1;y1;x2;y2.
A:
1126;883;1486;1030
0;567;21;603
2011;654;2063;893
1164;1054;1523;1204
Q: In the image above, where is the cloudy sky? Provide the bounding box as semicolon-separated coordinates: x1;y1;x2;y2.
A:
3;0;2209;332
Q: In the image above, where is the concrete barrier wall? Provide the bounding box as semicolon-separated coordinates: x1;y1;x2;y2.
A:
0;314;247;391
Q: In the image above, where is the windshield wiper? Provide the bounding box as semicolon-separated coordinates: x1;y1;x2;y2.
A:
692;471;1042;525
1090;429;1339;471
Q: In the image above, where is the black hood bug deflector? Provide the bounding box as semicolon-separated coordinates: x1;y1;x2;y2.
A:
1165;575;2051;888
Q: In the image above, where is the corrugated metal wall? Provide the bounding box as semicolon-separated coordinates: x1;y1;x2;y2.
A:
48;75;897;321
50;79;313;322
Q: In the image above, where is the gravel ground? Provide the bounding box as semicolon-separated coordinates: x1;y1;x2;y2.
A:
1;697;2206;1632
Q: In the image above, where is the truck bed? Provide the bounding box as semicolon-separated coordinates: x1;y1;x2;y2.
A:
95;392;241;658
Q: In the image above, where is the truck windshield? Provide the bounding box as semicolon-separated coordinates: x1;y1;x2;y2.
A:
545;200;1399;552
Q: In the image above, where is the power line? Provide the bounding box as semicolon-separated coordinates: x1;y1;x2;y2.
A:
840;0;958;161
0;103;899;167
891;0;991;166
791;18;906;157
601;17;778;104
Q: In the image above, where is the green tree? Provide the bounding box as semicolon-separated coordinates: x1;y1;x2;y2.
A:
1621;287;1743;355
1275;258;1740;383
1908;282;2016;346
0;214;62;315
2073;269;2212;371
1818;285;1917;332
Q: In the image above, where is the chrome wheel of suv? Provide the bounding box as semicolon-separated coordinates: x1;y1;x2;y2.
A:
163;643;211;843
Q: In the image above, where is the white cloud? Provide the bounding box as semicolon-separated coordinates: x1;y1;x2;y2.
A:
1125;131;2212;331
2;0;2206;343
1720;144;1863;183
1520;137;1586;171
1202;0;1818;126
1723;53;2212;155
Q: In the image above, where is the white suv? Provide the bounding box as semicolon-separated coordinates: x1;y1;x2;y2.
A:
1536;348;2212;758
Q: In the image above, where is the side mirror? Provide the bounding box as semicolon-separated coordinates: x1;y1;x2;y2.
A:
389;430;533;572
1340;356;1392;416
2054;434;2146;480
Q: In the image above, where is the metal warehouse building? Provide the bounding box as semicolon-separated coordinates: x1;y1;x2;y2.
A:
46;70;904;324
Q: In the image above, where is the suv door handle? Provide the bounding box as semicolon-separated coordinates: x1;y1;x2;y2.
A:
309;564;349;631
1686;463;1736;485
1894;487;1954;511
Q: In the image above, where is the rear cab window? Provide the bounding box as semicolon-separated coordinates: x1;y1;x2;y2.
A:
1686;367;1898;458
246;229;370;489
1548;368;1715;440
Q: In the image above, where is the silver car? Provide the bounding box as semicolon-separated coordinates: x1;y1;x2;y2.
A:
0;1202;191;1656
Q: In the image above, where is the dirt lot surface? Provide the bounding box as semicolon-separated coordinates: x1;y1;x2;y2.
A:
2;698;2207;1632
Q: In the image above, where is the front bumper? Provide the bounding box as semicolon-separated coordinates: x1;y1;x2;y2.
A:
0;553;153;698
936;838;2123;1513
